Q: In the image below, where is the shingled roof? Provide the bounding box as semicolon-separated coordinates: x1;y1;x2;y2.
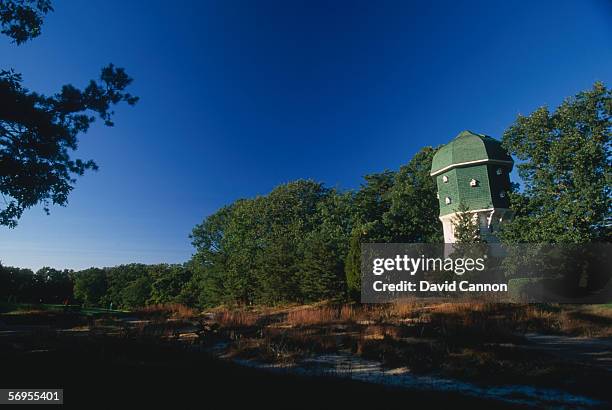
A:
430;130;513;176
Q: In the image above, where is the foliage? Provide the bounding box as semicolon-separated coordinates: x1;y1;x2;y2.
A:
500;82;611;243
72;268;107;306
0;263;194;309
385;146;443;243
4;77;609;308
352;170;395;241
298;231;345;302
0;66;138;227
148;264;193;305
0;263;72;303
187;147;441;306
452;202;481;244
0;0;138;227
0;0;53;44
344;228;362;300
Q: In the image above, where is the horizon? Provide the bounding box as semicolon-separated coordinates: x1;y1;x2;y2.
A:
2;0;611;271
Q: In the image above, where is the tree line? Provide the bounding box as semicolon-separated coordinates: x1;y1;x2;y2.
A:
0;145;443;308
2;83;610;309
0;0;609;309
187;145;442;306
0;263;195;309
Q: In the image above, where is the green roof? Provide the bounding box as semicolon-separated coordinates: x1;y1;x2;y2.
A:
430;130;513;176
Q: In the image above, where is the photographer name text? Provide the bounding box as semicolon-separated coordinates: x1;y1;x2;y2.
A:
372;280;508;292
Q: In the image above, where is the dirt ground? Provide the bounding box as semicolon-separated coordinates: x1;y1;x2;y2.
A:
1;302;611;409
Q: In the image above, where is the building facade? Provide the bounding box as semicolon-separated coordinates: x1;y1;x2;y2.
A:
430;131;514;243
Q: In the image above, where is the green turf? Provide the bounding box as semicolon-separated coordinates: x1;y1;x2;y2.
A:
0;302;128;316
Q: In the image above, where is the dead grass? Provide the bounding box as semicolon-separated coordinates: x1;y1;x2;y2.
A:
556;306;612;337
136;303;198;319
214;301;612;338
386;300;423;317
215;310;261;327
361;324;404;340
5;300;611;400
283;301;428;326
206;300;612;381
285;305;364;325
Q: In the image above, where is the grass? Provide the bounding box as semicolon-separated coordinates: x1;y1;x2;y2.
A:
0;302;127;316
214;309;261;327
285;304;365;325
2;300;611;405
134;303;199;319
200;300;612;400
0;329;527;409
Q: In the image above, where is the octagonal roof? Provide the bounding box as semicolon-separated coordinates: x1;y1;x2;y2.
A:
430;130;513;176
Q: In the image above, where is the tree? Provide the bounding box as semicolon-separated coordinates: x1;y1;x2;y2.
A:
385;146;443;243
253;236;298;304
148;264;192;305
344;228;362;300
1;1;138;227
0;0;53;44
452;203;481;244
35;266;72;303
73;268;107;306
186;148;447;306
0;262;35;303
299;231;345;302
500;82;611;243
121;275;152;308
298;190;353;301
189;205;234;307
179;263;225;308
221;197;265;305
353;170;395;242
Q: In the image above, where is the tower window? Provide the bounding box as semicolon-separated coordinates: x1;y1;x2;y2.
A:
442;175;449;183
436;192;440;199
470;178;478;187
499;191;505;198
445;197;451;205
496;168;503;175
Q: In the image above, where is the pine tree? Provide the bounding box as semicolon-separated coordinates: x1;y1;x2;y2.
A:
344;228;362;300
299;235;344;302
452;203;481;244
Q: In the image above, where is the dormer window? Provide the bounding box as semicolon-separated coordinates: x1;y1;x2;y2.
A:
445;197;451;205
470;179;478;187
442;175;449;183
499;191;505;198
496;168;503;175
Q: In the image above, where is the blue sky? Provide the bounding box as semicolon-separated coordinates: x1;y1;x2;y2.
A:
1;0;611;270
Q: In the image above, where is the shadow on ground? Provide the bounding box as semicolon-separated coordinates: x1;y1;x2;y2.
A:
0;332;532;409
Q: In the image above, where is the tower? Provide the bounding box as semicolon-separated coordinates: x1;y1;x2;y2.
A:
430;130;514;243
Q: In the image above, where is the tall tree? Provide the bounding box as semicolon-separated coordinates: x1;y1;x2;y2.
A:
0;0;138;227
0;263;35;303
73;268;107;307
35;266;73;303
251;180;329;303
148;264;193;305
344;228;362;300
298;231;345;302
352;170;395;242
0;0;52;44
500;82;611;243
385;146;443;243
